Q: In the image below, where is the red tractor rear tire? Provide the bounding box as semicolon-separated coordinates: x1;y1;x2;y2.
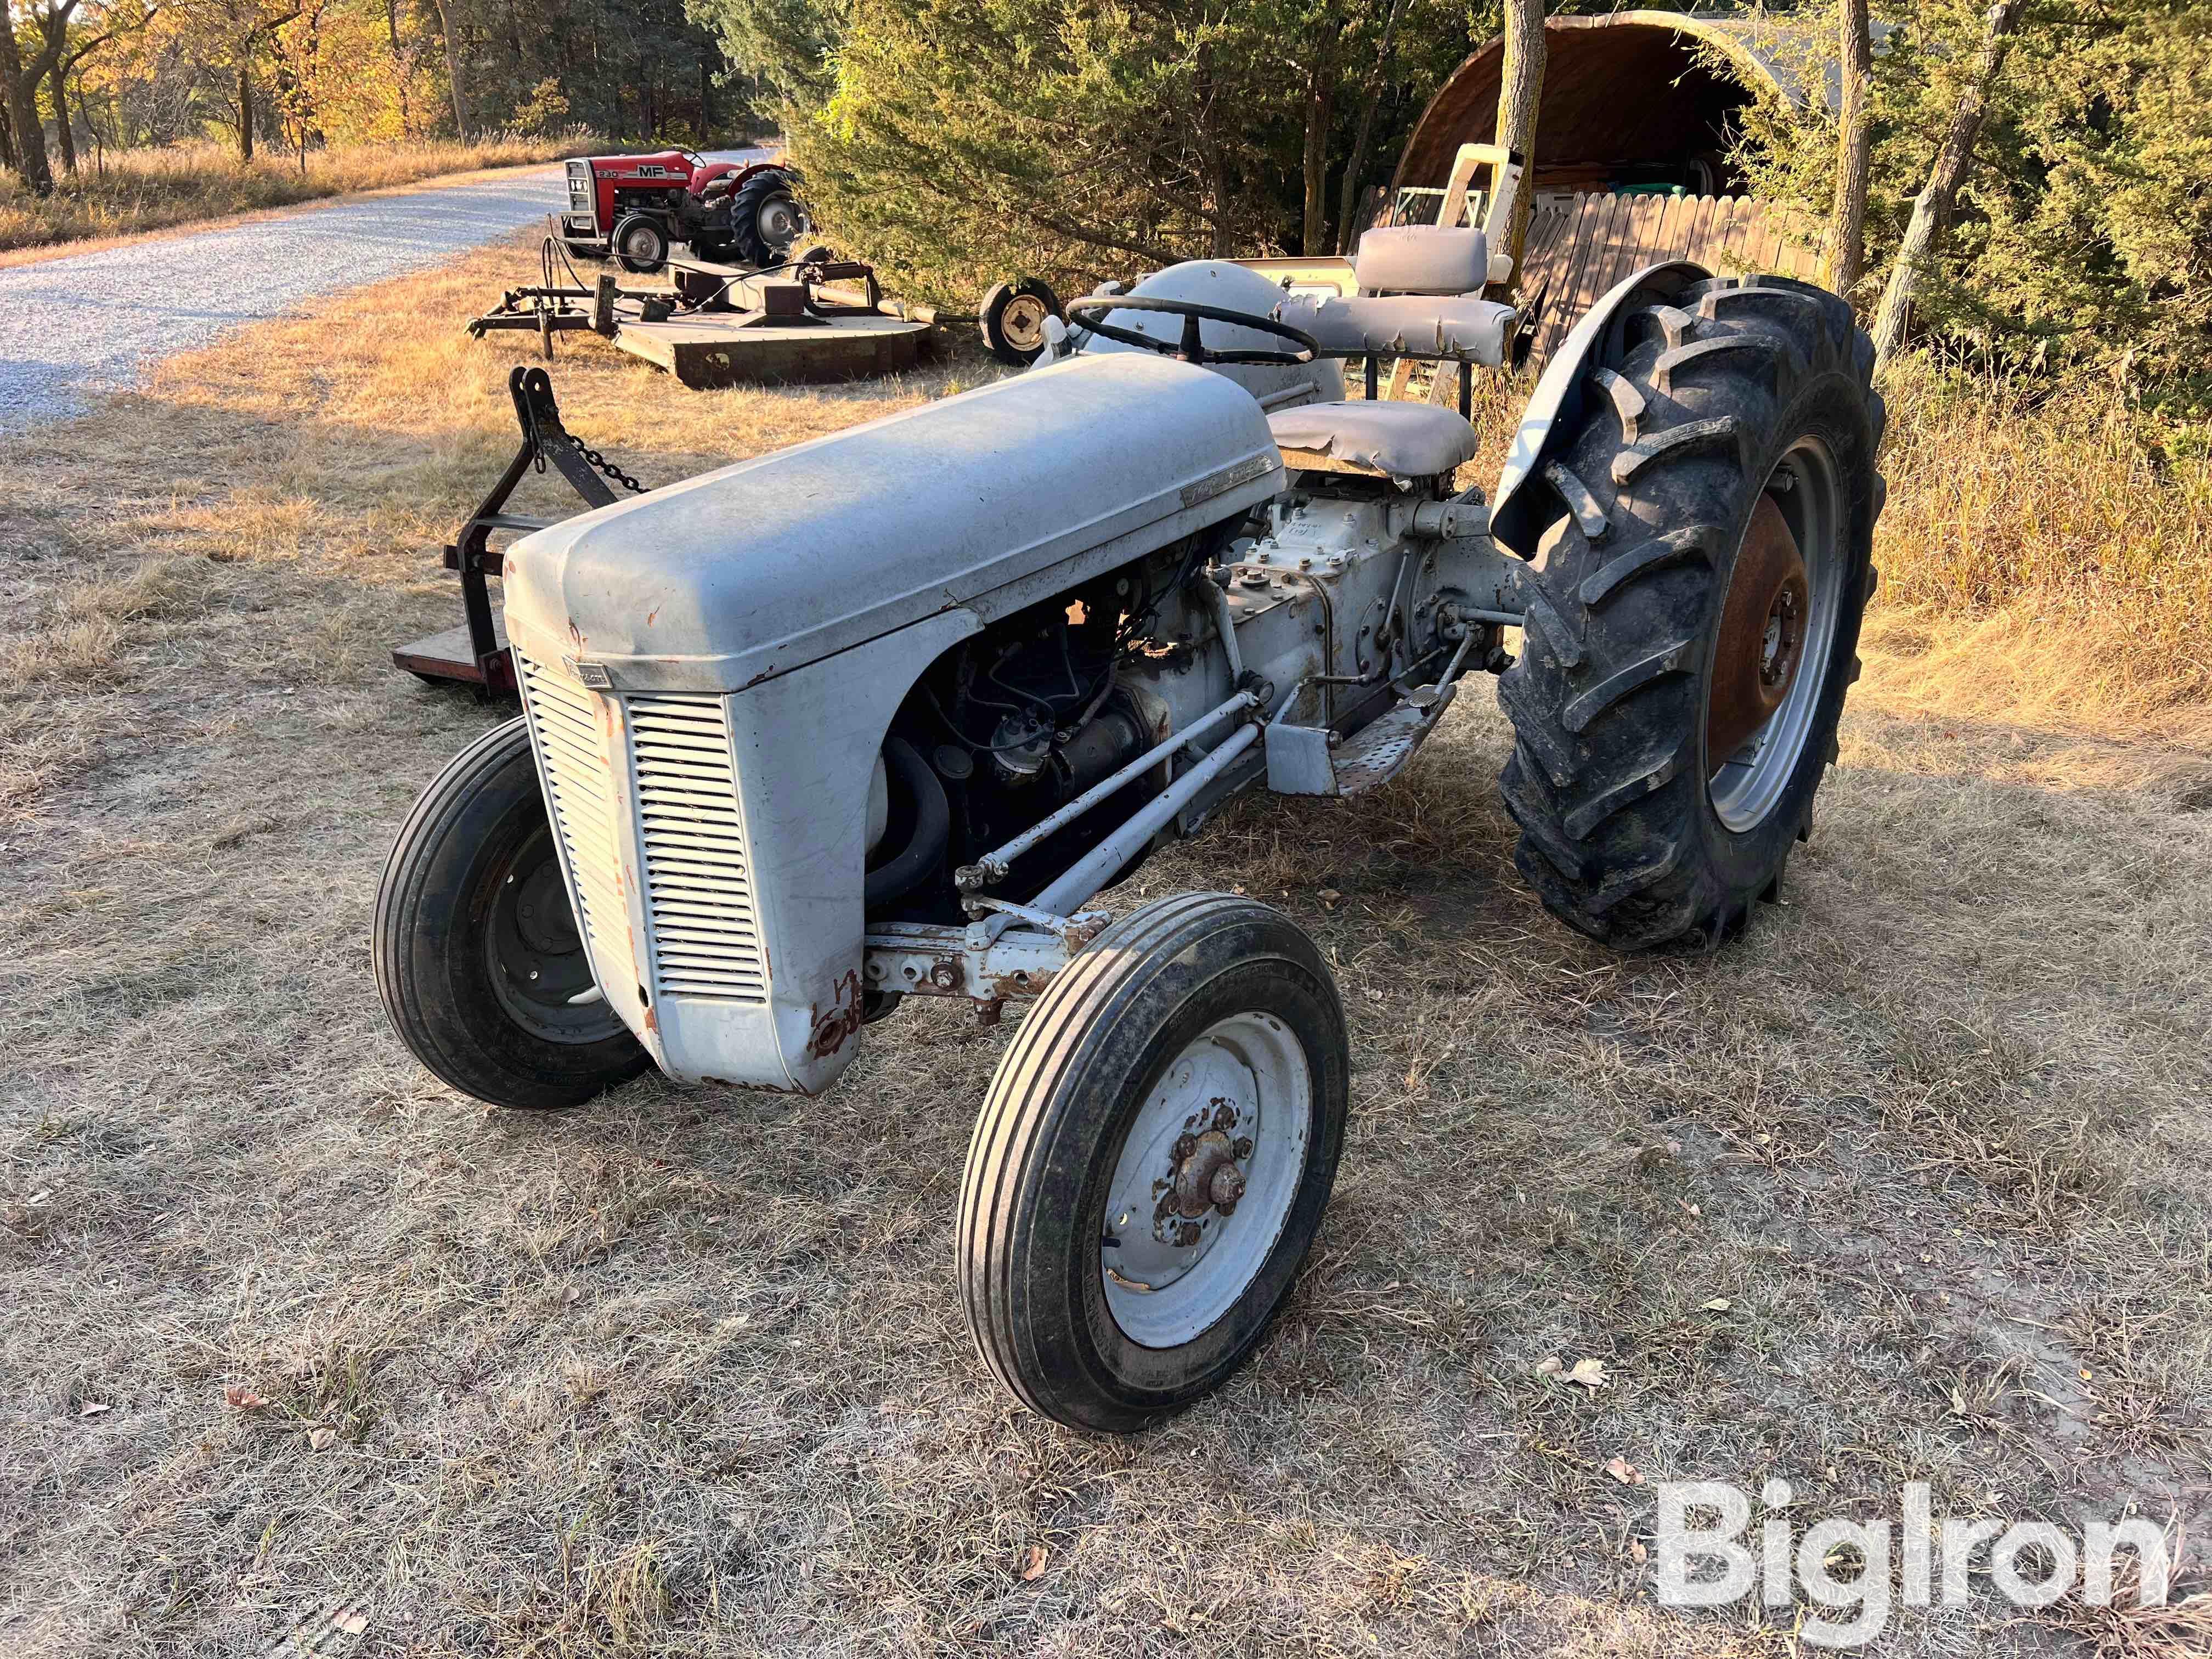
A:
727;168;809;268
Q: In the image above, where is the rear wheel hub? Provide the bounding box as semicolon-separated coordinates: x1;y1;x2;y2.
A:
1707;493;1809;768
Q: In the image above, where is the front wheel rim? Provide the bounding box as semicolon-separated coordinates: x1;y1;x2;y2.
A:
1100;1012;1311;1348
484;828;625;1044
1707;436;1846;832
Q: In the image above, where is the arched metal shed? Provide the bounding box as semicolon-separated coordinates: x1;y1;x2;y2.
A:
1386;11;1831;363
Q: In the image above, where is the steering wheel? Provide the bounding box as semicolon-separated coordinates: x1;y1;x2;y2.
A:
1065;295;1319;367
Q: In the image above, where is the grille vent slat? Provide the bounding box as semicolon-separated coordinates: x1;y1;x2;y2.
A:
628;696;767;1005
516;653;633;984
516;658;769;1012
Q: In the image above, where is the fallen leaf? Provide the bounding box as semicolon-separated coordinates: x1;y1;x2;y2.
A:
1700;1297;1732;1313
309;1427;337;1451
224;1384;267;1410
27;1188;52;1207
1534;1356;1564;1378
1318;888;1342;908
78;1402;111;1418
1630;1538;1649;1564
1564;1358;1611;1391
1019;1543;1049;1581
1604;1455;1641;1485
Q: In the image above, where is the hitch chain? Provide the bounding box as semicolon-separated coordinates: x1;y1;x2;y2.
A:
574;441;648;496
518;393;648;496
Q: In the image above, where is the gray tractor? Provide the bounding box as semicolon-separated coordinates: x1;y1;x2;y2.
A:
376;221;1882;1432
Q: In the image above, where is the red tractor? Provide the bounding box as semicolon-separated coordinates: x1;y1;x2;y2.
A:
559;150;812;274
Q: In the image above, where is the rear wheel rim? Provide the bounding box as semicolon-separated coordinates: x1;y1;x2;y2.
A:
1100;1012;1311;1348
755;194;802;251
484;827;624;1044
1707;436;1845;832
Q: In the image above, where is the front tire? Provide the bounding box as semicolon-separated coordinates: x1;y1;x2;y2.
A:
611;212;670;275
958;893;1349;1433
1496;274;1884;948
374;719;651;1109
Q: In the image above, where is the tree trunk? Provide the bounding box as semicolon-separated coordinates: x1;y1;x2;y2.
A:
49;58;74;170
1334;0;1410;253
0;5;55;192
697;54;709;140
0;92;16;171
1826;0;1874;301
238;59;255;162
384;0;412;136
32;6;76;172
1870;0;2025;364
1299;14;1341;255
1493;0;1545;284
429;0;469;140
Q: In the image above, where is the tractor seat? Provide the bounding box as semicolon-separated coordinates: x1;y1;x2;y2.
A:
1267;400;1478;479
1273;224;1518;370
1261;224;1511;479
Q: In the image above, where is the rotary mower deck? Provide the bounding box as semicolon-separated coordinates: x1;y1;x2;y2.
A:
467;246;938;390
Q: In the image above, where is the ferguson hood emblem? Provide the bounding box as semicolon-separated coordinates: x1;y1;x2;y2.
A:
1180;453;1276;509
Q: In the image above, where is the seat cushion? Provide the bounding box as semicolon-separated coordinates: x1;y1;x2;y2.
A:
1352;225;1490;295
1267;400;1479;479
1276;292;1516;366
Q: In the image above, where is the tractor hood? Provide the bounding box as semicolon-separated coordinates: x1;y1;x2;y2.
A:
500;352;1284;695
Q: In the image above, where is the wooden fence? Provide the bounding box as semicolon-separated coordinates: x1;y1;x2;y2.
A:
1515;192;1826;363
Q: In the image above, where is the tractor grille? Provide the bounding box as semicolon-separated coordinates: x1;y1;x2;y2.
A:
517;657;768;1007
627;697;767;1003
515;652;635;985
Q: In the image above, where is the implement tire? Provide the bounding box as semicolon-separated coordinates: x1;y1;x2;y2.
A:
1495;274;1884;949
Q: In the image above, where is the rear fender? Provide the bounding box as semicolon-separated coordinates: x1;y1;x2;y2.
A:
690;160;783;194
1489;261;1709;558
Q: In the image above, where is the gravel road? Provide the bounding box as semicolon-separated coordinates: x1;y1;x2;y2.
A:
0;149;767;434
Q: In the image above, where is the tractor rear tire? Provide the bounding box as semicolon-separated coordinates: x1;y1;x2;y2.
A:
1494;274;1883;949
727;168;808;268
374;718;651;1109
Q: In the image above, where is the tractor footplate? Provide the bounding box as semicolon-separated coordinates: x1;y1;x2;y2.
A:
1265;687;1459;798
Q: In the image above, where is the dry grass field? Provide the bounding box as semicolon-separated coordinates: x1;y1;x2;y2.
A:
3;236;2211;1656
0;136;612;257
